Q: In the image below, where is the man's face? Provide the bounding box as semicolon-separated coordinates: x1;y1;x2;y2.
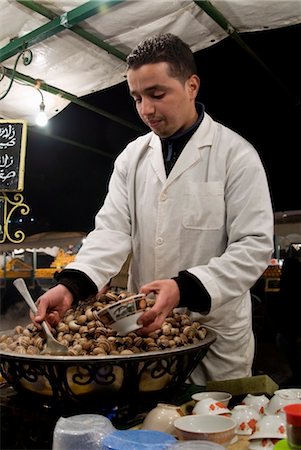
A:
127;62;200;138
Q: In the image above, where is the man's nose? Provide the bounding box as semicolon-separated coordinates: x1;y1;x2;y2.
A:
139;98;155;115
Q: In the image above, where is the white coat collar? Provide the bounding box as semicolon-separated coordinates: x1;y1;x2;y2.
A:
148;112;216;186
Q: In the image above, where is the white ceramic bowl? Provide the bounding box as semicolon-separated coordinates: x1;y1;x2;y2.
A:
265;389;301;416
231;405;260;435
249;414;286;440
141;403;184;435
95;294;147;336
241;394;269;415
192;398;231;416
174;414;236;445
275;389;301;400
192;391;232;407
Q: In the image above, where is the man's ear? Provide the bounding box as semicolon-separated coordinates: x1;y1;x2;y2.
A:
187;74;200;99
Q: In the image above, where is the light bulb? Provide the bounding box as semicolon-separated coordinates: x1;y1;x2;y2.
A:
36;102;48;127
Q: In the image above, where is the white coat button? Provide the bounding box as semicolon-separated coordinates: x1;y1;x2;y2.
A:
156;237;164;245
160;193;167;201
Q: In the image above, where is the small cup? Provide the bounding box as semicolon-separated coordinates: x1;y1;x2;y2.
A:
284;403;301;450
192;398;231;416
95;294;147;336
250;415;286;440
241;394;270;415
141;403;184;435
266;390;301;416
192;391;232;407
231;405;260;435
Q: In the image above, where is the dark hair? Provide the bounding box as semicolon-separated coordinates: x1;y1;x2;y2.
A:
126;33;197;82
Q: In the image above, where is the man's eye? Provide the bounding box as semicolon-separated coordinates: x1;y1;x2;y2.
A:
153;93;165;99
133;98;141;104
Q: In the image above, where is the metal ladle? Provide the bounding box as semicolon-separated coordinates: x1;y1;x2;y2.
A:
13;278;68;355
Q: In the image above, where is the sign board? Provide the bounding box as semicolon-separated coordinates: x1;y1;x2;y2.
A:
0;120;27;192
0;197;3;240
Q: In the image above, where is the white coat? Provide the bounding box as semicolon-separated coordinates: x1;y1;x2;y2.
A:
67;112;274;383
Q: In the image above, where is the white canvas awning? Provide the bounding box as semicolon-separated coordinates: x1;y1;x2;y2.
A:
0;0;300;125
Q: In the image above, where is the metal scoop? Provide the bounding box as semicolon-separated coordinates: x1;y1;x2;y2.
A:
13;278;68;356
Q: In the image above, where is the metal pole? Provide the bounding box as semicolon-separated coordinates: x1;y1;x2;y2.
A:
16;0;127;62
31;128;115;159
194;0;297;104
0;0;125;63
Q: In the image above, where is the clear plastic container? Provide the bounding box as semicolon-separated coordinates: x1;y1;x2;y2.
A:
52;414;115;450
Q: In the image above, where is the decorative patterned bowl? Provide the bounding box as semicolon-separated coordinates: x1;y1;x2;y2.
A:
241;394;269;415
0;328;216;409
249;414;287;440
192;391;232;407
95;294;147;336
231;405;260;435
192;397;231;416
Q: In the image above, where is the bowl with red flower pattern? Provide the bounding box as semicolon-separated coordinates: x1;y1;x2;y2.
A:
231;405;260;435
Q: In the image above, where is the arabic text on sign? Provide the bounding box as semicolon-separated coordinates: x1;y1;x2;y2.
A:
0;154;14;169
0;124;16;149
0;169;16;182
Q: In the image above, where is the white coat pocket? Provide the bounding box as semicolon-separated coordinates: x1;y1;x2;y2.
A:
182;181;225;230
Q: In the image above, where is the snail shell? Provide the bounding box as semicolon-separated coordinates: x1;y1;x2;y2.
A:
85;308;94;321
92;347;107;355
15;346;27;354
15;325;24;335
56;322;69;333
27;345;39;354
183;326;197;339
68;320;81;332
120;349;134;355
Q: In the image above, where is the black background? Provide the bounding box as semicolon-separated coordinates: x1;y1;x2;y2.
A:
18;24;300;235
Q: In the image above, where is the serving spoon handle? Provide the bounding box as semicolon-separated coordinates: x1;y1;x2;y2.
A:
13;278;68;355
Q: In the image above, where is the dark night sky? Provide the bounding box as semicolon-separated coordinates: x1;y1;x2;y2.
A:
20;24;300;235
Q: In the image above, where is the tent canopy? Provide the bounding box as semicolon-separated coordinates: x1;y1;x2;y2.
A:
0;0;300;125
0;231;86;252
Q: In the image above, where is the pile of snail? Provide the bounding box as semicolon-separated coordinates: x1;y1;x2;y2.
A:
0;290;207;356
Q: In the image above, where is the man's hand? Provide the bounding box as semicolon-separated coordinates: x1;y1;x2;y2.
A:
32;284;74;328
138;279;180;334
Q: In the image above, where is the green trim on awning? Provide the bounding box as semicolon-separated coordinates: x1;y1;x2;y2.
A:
0;0;124;63
16;0;127;62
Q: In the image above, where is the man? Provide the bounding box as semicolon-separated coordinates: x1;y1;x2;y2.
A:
34;33;274;384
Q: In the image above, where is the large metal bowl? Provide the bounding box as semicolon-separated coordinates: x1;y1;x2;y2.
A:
0;329;216;409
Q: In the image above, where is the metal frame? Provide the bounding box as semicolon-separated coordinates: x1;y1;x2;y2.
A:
16;0;127;62
194;1;295;103
0;0;296;141
0;0;125;63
